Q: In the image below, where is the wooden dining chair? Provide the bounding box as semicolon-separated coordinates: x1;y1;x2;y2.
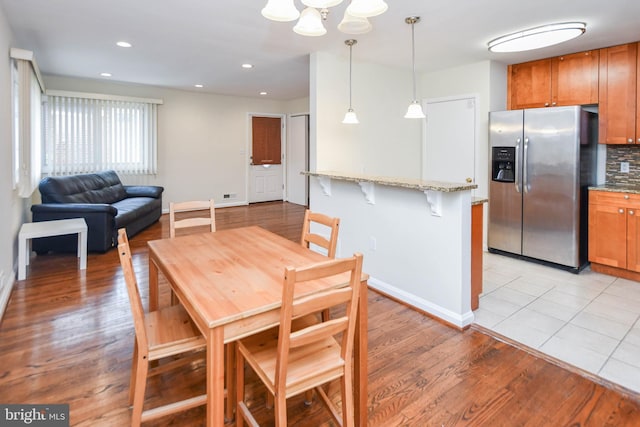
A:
236;253;364;427
300;209;340;259
169;199;216;238
117;228;209;426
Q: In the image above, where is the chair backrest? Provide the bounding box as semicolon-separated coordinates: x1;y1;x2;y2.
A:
169;199;216;238
117;228;149;351
300;210;340;259
274;253;363;393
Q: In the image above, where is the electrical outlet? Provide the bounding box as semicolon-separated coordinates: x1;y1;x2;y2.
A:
621;162;630;173
223;194;230;199
369;236;376;251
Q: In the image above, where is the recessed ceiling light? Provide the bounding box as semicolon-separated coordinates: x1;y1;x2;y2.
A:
242;63;253;69
116;41;132;48
194;84;204;88
260;91;267;96
100;72;112;77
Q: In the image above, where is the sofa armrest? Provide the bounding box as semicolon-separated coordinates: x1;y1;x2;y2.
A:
124;185;164;199
31;203;118;215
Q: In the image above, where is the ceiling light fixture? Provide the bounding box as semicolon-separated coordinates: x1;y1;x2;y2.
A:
404;17;425;119
242;63;253;69
194;84;204;88
260;91;268;96
100;72;112;77
342;39;358;124
488;22;586;53
262;0;386;36
116;41;132;48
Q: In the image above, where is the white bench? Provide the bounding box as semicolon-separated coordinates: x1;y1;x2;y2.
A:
18;218;88;280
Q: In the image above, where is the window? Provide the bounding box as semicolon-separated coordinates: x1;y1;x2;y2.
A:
10;49;44;198
43;92;161;176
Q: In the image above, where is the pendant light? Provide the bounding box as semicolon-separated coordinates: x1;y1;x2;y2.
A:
347;0;388;18
261;0;299;22
338;10;372;34
404;16;425;119
343;39;359;124
293;7;327;36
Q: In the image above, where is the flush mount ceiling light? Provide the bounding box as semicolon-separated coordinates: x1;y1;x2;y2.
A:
262;0;386;36
404;16;425;119
488;22;586;53
342;39;359;124
116;41;132;48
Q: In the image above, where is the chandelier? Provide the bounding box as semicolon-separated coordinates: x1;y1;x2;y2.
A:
261;0;388;36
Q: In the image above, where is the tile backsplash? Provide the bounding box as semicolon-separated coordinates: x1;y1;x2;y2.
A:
606;145;640;185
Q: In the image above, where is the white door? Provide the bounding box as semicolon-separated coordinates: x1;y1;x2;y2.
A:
249;115;284;203
286;114;308;206
422;95;477;188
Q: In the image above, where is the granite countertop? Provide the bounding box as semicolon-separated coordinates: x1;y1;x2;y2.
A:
302;171;477;193
472;197;488;205
589;184;640;195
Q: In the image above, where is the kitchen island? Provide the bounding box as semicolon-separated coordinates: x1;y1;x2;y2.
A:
304;171;478;329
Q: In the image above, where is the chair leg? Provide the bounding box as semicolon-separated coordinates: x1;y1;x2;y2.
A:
128;341;139;406
304;390;313;406
341;369;355;427
130;354;149;427
274;393;287;427
266;393;274;409
235;349;245;427
226;343;236;422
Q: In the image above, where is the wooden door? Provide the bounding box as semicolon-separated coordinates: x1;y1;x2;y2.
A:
588;201;628;268
249;116;283;203
599;43;638;144
508;58;552;109
627;207;640;272
552;50;599;106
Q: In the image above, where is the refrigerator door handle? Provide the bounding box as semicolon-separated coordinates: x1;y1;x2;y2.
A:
515;138;521;193
523;137;529;193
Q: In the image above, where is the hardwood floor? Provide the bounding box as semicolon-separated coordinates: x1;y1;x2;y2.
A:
1;201;639;426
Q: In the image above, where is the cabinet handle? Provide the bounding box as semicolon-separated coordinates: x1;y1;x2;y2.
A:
628;138;634;143
631;210;635;215
544;102;550;107
552;102;557;106
625;195;630;199
620;208;625;214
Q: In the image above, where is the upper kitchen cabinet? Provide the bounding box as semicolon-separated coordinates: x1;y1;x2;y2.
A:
507;50;599;110
599;42;639;145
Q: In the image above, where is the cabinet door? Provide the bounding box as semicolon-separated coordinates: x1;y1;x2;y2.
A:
588;202;627;267
508;59;552;109
627;208;640;272
552;50;599;106
637;42;640;144
599;43;638;144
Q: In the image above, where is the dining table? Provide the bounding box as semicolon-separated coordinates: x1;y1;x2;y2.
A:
147;225;368;427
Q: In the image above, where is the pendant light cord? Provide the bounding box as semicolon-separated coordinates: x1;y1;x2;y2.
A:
348;42;353;109
411;20;417;101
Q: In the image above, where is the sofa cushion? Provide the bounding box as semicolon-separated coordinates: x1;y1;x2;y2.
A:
39;170;127;204
112;197;161;230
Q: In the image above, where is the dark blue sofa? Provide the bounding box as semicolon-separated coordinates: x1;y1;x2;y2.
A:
31;170;164;253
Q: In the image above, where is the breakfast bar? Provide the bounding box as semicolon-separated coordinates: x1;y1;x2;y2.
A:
304;171;477;328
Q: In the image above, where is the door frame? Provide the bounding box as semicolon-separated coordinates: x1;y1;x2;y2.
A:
421;93;479;187
286;113;310;206
246;112;286;203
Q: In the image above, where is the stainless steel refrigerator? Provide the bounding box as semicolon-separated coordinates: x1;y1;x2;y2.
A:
488;106;597;271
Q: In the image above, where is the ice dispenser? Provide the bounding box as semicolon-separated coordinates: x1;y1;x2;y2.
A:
492;147;515;182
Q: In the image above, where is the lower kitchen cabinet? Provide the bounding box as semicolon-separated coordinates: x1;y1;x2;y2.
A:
589;190;640;279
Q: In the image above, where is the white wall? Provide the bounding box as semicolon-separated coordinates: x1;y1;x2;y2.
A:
311;51;422;177
44;76;308;209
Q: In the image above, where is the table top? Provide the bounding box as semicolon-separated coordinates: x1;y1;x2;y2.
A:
19;218;87;236
147;226;354;330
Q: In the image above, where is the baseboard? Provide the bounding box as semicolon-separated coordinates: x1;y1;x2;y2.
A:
0;270;15;323
368;276;474;329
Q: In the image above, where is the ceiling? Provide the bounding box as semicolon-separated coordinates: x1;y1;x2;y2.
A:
2;0;640;100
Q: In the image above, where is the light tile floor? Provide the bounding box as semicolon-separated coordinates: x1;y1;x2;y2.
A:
474;252;640;394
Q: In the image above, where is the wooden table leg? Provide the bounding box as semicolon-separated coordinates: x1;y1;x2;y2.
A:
148;257;159;312
354;279;368;426
207;327;225;427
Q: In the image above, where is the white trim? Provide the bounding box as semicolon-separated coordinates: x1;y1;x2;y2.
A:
0;274;14;323
368;276;475;329
10;48;45;93
45;89;163;105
